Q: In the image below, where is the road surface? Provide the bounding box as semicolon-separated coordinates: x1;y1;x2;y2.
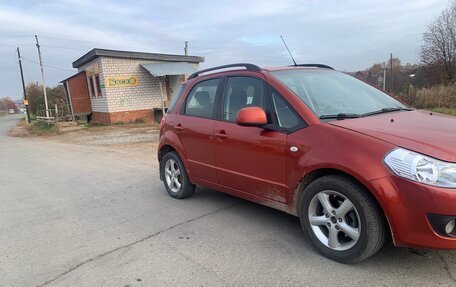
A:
0;115;455;286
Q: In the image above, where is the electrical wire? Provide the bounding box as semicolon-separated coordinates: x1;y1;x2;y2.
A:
38;35;106;45
40;44;89;52
20;56;75;72
0;34;34;38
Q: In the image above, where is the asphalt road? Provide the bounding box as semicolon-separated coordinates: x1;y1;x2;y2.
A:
0;115;455;287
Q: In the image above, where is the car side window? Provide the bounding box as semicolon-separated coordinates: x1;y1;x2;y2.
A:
184;78;219;118
167;84;185;113
223;76;267;122
271;87;304;131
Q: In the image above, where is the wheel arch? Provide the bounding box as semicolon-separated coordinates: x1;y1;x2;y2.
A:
158;144;190;181
294;168;393;242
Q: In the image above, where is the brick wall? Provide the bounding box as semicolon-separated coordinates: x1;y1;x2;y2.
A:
100;57;167;113
78;58;109;113
92;112;111;124
77;56;199;124
67;72;91;114
92;109;155;124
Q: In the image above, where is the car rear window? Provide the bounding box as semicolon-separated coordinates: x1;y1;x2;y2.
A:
167;84;185;113
184;78;220;118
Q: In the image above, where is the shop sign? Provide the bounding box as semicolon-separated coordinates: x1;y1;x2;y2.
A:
106;76;140;88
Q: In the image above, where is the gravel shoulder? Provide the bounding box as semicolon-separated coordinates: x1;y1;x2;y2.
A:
10;120;161;147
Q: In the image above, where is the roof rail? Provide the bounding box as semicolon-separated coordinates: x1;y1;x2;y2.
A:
188;63;261;80
293;64;334;70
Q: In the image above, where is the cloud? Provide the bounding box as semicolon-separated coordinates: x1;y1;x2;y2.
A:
0;0;447;98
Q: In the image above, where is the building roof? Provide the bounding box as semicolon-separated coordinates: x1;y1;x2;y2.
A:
141;62;197;77
72;48;205;68
59;71;86;83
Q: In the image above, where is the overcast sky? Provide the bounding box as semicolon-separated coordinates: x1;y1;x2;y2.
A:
0;0;447;99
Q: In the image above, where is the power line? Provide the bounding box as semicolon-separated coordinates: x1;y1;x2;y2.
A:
21;56;75;72
40;44;89;51
38;35;106;45
0;34;34;38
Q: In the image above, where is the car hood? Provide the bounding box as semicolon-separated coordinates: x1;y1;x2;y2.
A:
329;110;456;162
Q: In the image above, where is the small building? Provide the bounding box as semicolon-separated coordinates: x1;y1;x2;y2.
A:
61;48;204;124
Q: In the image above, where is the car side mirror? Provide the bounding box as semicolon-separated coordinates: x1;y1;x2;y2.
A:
236;107;268;127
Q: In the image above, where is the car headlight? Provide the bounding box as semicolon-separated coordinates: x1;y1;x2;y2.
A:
384;148;456;188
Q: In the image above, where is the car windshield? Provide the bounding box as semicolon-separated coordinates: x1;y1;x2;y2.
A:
270;69;408;118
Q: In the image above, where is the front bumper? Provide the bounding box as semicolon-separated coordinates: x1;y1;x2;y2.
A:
369;175;456;249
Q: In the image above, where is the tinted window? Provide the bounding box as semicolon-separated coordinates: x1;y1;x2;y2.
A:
184;78;219;118
167;84;185;113
223;77;266;122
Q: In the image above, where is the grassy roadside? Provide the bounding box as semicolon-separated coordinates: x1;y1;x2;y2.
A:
428;108;456;116
26;121;58;136
0;112;8;118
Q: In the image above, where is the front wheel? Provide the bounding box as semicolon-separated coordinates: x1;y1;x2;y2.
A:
161;151;195;199
300;175;386;263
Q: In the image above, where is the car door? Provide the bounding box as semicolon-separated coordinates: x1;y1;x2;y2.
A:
213;75;288;202
172;77;221;183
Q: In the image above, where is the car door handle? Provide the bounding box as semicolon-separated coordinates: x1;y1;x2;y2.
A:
214;131;228;139
174;124;184;131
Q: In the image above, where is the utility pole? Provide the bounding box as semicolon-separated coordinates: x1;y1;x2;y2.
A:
184;41;188;56
35;35;49;117
390;53;393;93
383;62;386;91
17;47;31;124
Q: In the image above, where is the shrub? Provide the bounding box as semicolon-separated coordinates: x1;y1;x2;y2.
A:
400;84;456;109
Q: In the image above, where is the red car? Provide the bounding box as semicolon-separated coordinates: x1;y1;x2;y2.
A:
158;63;456;263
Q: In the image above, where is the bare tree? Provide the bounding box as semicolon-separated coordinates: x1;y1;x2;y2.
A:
0;97;16;113
421;0;456;82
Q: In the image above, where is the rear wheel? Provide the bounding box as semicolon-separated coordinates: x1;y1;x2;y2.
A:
161;151;195;199
300;175;386;263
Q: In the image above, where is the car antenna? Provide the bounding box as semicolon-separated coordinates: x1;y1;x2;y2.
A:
280;35;297;66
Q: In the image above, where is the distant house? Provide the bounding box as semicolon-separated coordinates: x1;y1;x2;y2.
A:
7;102;18;113
61;48;204;124
354;71;368;79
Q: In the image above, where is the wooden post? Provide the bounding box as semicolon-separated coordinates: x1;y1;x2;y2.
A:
55;103;58;124
159;78;165;119
65;81;75;121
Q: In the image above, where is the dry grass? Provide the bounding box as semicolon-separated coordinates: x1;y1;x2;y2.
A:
429;107;456;116
399;83;456;116
412;84;456;109
26;121;58;136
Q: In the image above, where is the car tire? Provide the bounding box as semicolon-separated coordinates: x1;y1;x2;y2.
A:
299;175;386;263
161;151;195;199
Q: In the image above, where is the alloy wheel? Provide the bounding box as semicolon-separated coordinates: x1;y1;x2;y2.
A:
308;190;361;251
164;159;182;193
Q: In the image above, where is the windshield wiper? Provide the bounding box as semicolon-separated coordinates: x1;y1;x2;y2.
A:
319;113;362;120
362;107;412;117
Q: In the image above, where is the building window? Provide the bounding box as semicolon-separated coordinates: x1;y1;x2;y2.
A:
89;77;96;98
95;74;102;98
